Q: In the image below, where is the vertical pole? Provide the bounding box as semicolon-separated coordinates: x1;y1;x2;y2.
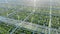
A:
33;0;36;12
5;0;9;17
17;15;20;20
49;0;52;34
33;31;34;34
45;28;47;34
56;30;58;34
33;0;36;34
7;11;8;17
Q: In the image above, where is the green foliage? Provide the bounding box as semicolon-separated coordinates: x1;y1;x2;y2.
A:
0;6;60;34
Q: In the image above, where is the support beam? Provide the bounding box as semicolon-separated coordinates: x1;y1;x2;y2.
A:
10;26;19;34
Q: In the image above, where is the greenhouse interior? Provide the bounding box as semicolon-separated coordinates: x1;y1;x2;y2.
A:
0;0;60;34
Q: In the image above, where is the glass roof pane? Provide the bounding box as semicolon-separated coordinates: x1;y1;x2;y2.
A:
0;0;60;34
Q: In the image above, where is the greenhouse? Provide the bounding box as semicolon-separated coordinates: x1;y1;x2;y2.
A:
0;0;60;34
